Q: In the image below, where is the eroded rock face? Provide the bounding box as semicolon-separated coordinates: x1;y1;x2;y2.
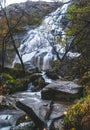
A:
41;81;83;101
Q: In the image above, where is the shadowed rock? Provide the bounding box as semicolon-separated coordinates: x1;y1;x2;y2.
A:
41;81;83;101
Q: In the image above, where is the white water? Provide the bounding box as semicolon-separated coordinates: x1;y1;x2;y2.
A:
0;127;11;130
13;1;79;70
13;3;68;70
42;71;53;83
0;115;12;120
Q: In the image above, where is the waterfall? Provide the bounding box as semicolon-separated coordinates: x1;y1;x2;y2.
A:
42;52;53;70
13;2;78;70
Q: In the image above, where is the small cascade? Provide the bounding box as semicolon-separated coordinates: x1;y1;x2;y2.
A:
27;83;35;92
41;71;53;83
42;52;53;70
13;2;77;70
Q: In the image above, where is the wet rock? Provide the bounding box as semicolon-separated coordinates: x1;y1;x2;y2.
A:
53;119;64;130
0;96;14;109
27;74;46;92
10;122;34;130
41;81;83;101
32;77;45;91
14;92;69;126
24;61;37;71
0;95;20;110
0;119;11;128
0;109;24;130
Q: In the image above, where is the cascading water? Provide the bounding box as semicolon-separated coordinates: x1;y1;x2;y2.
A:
13;1;79;70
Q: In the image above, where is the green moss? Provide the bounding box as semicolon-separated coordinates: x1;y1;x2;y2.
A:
37;77;45;88
63;95;90;130
80;70;90;96
14;63;23;70
0;72;28;94
3;73;14;80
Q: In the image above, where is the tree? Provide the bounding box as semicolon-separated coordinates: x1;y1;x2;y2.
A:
65;0;90;75
0;0;25;72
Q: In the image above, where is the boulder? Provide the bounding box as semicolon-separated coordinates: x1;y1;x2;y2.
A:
41;81;83;101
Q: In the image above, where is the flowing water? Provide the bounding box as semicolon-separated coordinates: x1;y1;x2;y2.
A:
0;2;80;130
13;2;73;70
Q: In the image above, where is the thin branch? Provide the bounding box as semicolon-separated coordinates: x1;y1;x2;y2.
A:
61;23;89;61
0;3;25;72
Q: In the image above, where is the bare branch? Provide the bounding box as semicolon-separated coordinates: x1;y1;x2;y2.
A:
0;3;25;72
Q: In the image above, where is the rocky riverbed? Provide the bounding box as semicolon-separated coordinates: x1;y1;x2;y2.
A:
0;78;83;130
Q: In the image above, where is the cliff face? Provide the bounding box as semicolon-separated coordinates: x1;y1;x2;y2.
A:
6;1;62;16
0;1;63;67
0;1;62;29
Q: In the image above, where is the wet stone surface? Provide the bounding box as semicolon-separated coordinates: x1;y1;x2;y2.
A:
41;81;83;101
13;92;69;123
0;109;24;130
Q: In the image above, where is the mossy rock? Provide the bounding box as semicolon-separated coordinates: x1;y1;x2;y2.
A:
80;70;90;95
0;72;28;94
0;67;26;78
37;77;45;87
8;78;28;94
33;77;45;88
46;70;59;80
31;76;45;92
14;63;23;70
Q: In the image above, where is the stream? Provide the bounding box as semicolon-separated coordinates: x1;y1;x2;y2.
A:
0;0;81;130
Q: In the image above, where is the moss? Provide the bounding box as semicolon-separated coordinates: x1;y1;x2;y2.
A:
0;67;29;78
0;67;43;94
63;95;90;130
37;77;45;88
79;70;90;96
14;63;23;70
2;73;14;80
0;72;28;94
